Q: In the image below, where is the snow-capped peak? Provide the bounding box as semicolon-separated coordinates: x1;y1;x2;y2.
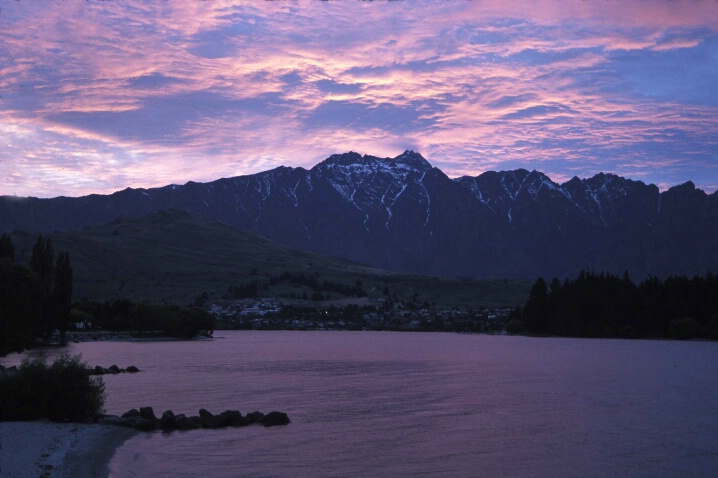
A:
313;150;431;175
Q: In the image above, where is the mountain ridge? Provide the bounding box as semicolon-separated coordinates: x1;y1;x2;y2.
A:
2;150;717;279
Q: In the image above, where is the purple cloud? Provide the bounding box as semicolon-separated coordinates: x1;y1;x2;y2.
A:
0;0;716;198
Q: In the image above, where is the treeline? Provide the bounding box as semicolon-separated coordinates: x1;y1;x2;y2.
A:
74;300;215;340
0;234;73;356
223;271;367;301
517;271;718;339
225;280;264;300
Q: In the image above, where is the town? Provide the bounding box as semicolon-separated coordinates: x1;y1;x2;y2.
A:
208;298;516;333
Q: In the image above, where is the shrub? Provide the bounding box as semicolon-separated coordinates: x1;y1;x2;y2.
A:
0;354;105;422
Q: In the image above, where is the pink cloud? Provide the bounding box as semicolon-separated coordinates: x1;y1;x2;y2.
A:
0;0;716;197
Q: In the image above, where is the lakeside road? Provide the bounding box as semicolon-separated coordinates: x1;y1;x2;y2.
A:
0;422;138;478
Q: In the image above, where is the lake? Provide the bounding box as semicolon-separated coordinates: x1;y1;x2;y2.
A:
6;331;718;477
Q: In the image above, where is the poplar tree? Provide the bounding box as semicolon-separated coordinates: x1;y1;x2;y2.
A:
30;235;55;339
53;251;73;340
0;261;41;355
0;234;14;262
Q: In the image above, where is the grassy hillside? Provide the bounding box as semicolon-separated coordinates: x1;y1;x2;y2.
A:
10;209;531;308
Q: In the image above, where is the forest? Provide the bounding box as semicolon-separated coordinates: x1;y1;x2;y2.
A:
517;270;718;339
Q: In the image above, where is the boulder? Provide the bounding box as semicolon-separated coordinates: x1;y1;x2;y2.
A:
121;409;141;419
126;365;140;373
160;410;177;431
107;364;121;374
220;410;243;427
139;406;157;421
244;411;265;424
198;409;229;429
175;414;201;431
260;411;291;427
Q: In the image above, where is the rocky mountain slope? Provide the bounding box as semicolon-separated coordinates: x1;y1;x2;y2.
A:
3;151;717;279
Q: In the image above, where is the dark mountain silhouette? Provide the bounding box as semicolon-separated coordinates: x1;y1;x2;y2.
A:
3;151;717;279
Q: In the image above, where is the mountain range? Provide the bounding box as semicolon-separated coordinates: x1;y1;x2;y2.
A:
3;151;717;280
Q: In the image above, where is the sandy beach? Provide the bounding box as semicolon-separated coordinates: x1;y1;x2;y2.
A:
0;421;138;478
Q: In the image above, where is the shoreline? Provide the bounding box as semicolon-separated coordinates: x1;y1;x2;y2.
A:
0;421;139;478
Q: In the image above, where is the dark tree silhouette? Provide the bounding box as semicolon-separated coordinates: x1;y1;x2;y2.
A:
523;277;548;333
30;235;55;339
0;260;42;356
521;270;718;339
53;251;73;341
0;234;14;262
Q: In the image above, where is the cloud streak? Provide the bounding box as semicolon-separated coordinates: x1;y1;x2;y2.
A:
1;0;716;197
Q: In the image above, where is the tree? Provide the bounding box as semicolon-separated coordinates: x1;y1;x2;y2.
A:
506;304;524;335
194;291;209;307
0;260;42;356
0;234;14;262
171;308;215;339
30;235;55;339
523;277;549;334
520;270;718;339
30;235;54;283
53;251;73;340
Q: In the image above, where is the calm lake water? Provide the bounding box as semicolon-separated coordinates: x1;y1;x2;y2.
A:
5;331;718;477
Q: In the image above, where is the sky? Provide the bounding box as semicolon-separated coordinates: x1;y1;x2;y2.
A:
1;0;717;198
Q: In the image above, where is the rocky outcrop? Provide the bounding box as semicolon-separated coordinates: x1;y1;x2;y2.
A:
97;407;290;432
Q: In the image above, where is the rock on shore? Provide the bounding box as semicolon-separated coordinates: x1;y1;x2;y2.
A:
97;407;290;431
